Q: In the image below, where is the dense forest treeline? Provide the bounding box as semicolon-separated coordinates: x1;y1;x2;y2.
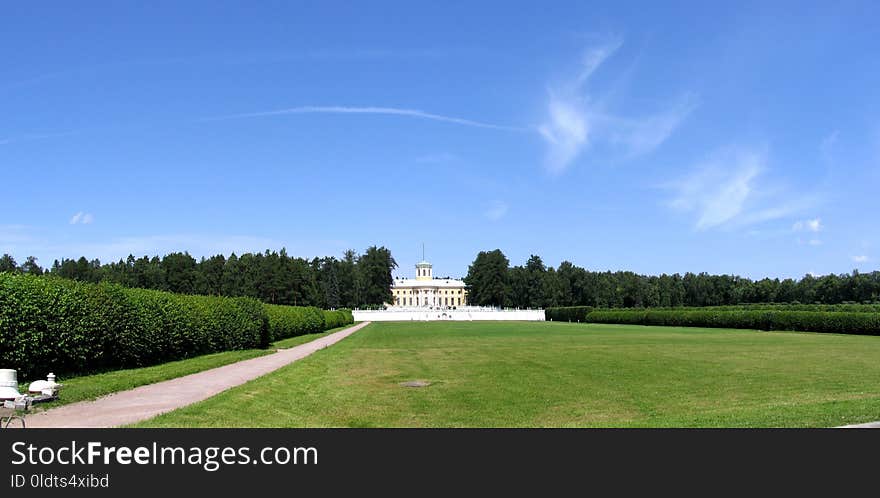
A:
3;246;879;309
464;249;880;308
0;247;396;309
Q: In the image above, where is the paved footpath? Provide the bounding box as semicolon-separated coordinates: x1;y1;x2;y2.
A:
21;321;371;428
837;421;880;428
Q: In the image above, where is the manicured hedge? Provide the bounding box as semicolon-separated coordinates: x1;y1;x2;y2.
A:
640;304;880;313
584;309;880;336
0;273;357;379
545;306;594;322
322;309;354;330
0;273;269;379
265;304;325;341
264;305;354;341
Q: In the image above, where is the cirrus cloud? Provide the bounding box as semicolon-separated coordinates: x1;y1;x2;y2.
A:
665;147;818;231
538;37;697;174
69;212;94;225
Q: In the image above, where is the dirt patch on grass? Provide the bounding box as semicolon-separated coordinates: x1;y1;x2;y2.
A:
399;380;431;388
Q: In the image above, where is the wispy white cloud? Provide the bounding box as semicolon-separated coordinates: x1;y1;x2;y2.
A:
852;255;869;263
484;201;509;221
737;201;815;227
206;39;688;176
209;106;526;132
538;38;696;174
573;38;624;88
666;147;817;231
538;94;590;174
538;39;620;174
667;148;762;230
601;96;699;158
792;218;822;232
69;212;94;225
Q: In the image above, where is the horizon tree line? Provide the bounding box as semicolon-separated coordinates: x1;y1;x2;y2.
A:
464;249;880;309
0;247;397;309
4;248;879;309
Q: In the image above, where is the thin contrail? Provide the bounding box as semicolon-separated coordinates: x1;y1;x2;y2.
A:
0;131;79;146
204;105;528;132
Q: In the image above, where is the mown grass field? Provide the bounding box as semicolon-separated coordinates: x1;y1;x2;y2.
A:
271;326;349;349
137;321;880;428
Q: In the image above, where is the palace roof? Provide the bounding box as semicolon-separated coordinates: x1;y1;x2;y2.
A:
392;277;465;288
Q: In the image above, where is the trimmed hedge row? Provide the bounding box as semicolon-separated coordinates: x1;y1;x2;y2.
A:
0;273;355;379
545;306;594;322
323;309;354;330
262;304;354;342
0;273;270;379
641;304;880;313
265;304;324;340
584;309;880;335
547;304;880;319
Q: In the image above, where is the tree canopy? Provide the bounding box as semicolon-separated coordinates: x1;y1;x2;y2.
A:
0;248;396;309
463;250;880;308
463;249;509;307
3;248;879;309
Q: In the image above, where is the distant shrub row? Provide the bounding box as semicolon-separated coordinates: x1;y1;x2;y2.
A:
644;304;880;313
0;273;354;379
264;304;353;341
584;309;880;336
545;306;594;322
546;303;880;320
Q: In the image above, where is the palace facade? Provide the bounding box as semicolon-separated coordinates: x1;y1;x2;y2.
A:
391;260;467;308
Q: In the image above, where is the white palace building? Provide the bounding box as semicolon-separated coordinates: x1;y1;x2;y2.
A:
350;256;544;322
390;260;467;308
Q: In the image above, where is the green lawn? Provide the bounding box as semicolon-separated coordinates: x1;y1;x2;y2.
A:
136;321;880;428
271;325;351;349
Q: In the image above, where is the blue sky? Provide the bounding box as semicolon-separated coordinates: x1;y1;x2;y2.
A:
2;2;878;279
